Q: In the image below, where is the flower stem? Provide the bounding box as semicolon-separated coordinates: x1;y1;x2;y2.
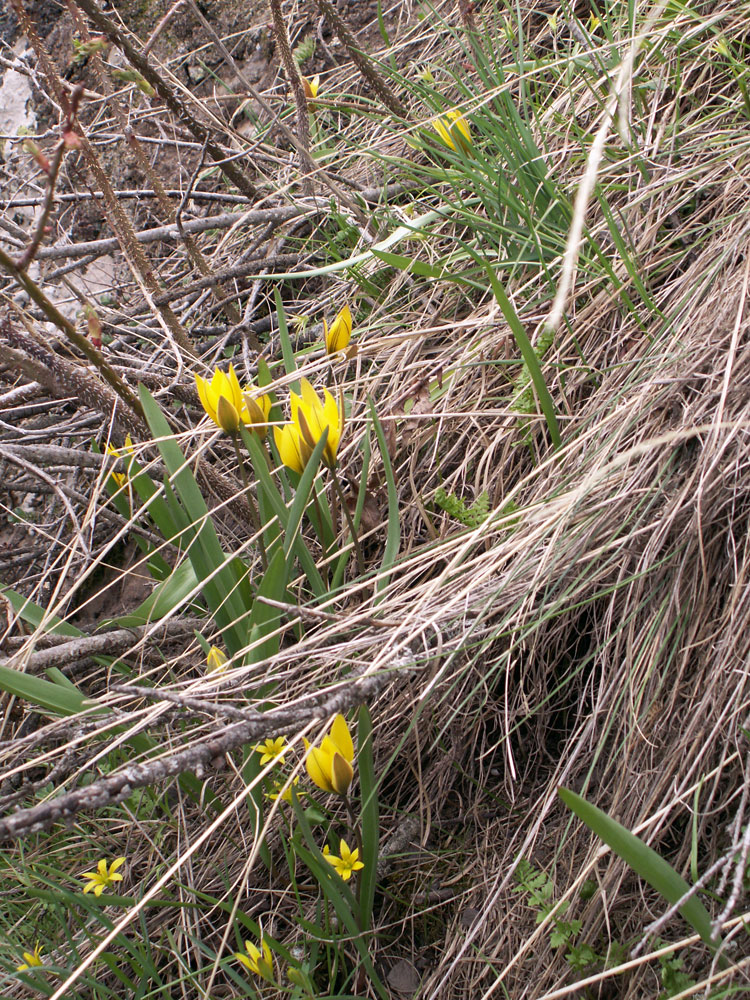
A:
330;466;365;577
232;435;268;571
344;793;364;925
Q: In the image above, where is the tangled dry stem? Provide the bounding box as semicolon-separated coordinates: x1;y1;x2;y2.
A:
1;1;750;998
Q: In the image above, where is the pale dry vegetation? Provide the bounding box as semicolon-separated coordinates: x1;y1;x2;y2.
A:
1;1;750;998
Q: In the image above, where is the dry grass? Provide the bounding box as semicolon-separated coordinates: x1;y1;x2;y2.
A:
1;1;750;997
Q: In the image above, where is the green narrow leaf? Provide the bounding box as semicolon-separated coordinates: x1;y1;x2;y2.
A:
245;547;286;667
282;431;327;560
0;661;95;715
113;560;201;627
368;400;400;600
370;248;446;279
558;787;721;954
479;257;561;448
241;428;325;597
1;584;82;638
358;704;379;930
274;288;300;392
331;428;371;590
139;385;250;653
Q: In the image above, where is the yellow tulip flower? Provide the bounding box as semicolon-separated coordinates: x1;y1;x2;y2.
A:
433;109;472;153
303;713;354;795
274;378;343;473
302;74;320;101
323;304;352;355
206;646;228;673
235;937;275;982
195;365;271;435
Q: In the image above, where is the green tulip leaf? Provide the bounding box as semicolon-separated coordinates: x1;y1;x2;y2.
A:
559;787;720;953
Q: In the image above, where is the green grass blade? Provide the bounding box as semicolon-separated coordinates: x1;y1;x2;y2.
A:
370;248;446;279
474;252;561;447
368;400;400;600
559;787;720;952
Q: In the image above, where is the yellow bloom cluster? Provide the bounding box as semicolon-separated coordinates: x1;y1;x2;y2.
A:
274;378;343;474
195;364;271;436
433;109;472;153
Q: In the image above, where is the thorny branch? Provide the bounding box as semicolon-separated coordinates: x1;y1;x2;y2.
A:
0;665;399;841
16;84;85;271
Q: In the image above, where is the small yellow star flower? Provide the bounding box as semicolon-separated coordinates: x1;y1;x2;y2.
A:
235;937;275;982
195;365;272;436
256;737;288;766
433;109;472;153
274;378;343;474
323;304;352;355
323;838;364;881
80;857;125;896
16;942;44;971
303;714;354;796
106;434;134;489
206;646;228;673
266;775;300;803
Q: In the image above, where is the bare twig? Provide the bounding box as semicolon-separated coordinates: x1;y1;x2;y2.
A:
32;207;305;261
0;297;145;429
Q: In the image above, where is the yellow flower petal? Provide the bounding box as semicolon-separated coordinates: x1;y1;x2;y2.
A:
331;751;354;795
216;394;240;434
274;424;306;475
330;713;354;761
226;364;244;411
324;304;352;354
195;373;216;423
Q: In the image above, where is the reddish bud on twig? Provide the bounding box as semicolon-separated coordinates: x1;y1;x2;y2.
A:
62;128;82;149
84;304;102;349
